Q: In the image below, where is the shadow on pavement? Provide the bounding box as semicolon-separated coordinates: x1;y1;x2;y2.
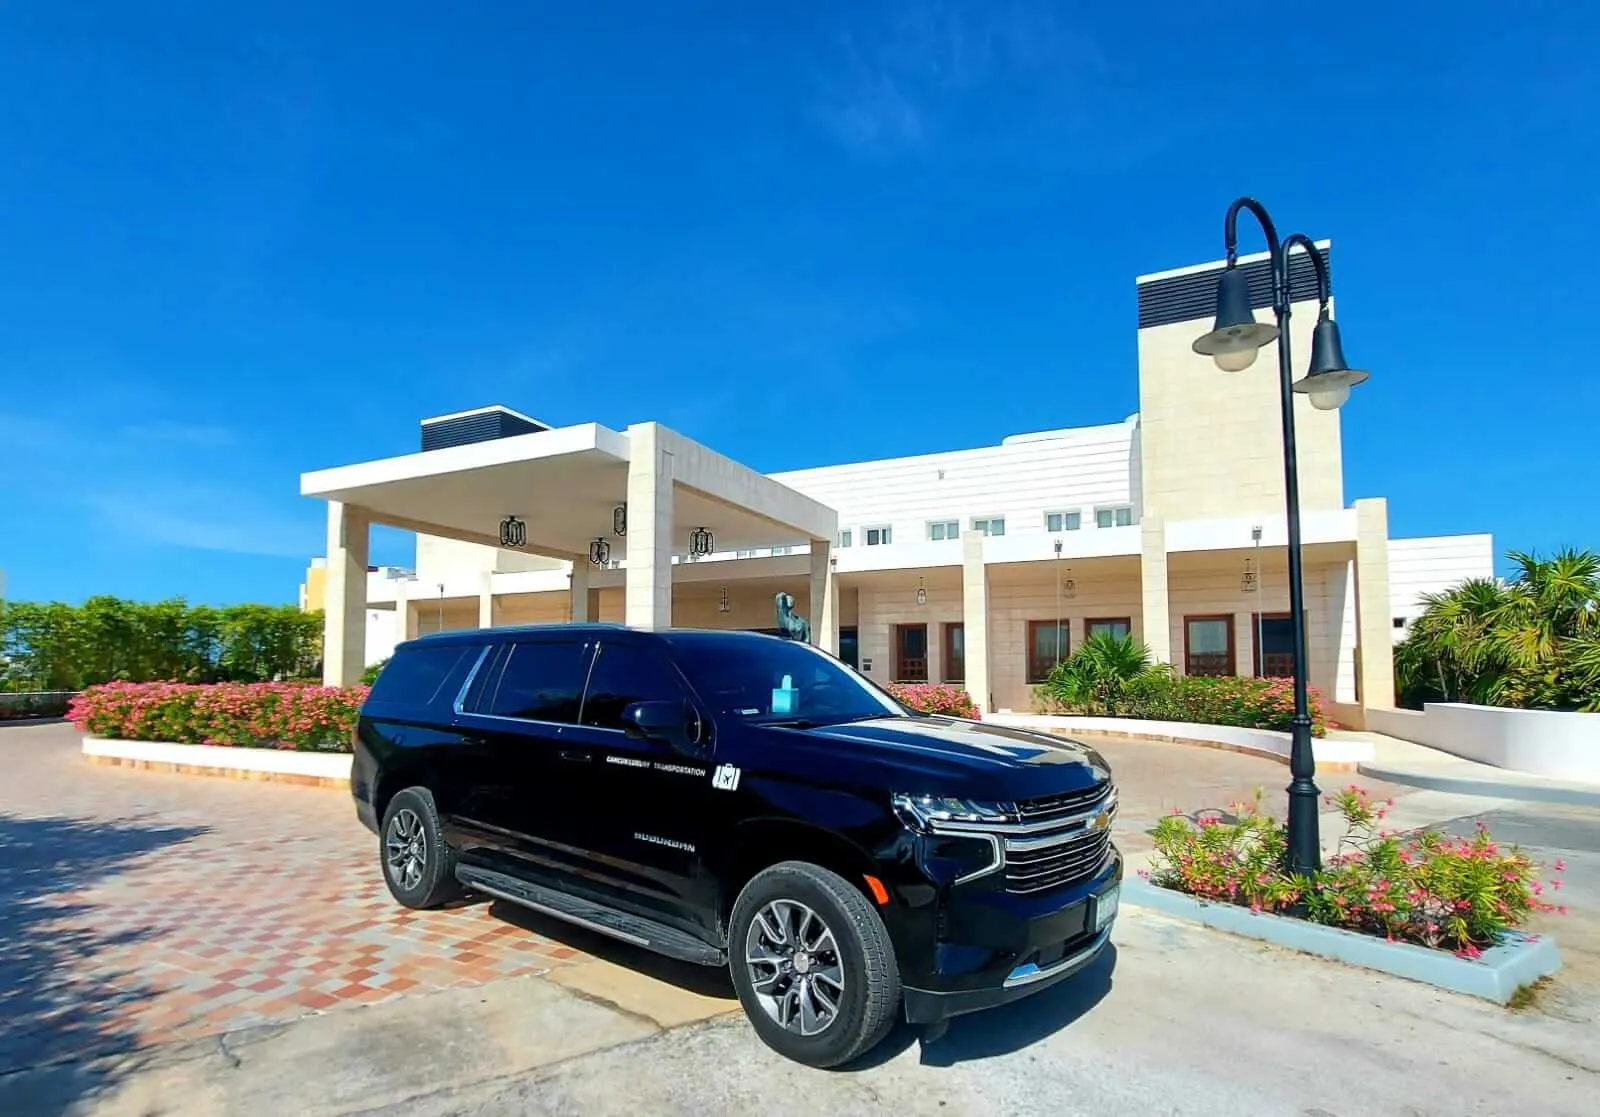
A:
0;812;209;1117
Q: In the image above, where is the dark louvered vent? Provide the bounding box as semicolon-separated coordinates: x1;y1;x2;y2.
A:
1137;246;1330;330
420;406;549;452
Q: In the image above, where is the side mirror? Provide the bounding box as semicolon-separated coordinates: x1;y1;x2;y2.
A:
620;700;701;752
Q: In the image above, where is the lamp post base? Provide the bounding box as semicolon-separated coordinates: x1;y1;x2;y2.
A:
1285;716;1322;877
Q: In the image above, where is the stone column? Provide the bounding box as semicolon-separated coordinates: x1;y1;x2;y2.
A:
1139;515;1172;665
322;501;370;686
961;530;991;713
569;563;592;622
810;540;838;654
394;575;420;642
478;572;495;629
1354;497;1396;709
625;423;674;629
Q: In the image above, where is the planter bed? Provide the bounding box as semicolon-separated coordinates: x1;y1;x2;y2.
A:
81;736;352;787
1124;876;1562;1003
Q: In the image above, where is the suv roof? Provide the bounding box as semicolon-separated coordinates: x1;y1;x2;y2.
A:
397;624;797;654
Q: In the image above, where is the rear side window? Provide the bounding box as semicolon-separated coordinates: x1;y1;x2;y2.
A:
368;645;470;706
484;641;591;723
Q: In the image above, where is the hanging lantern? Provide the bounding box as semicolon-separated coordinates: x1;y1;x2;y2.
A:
589;537;611;566
689;526;713;556
1062;568;1077;599
1241;558;1258;593
915;578;927;607
613;504;627;537
718;586;732;614
499;515;526;548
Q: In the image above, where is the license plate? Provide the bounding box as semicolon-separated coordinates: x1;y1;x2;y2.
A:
1094;884;1120;931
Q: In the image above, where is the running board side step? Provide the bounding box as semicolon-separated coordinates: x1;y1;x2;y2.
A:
455;864;726;967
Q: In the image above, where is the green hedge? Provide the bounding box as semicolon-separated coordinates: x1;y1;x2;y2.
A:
1038;671;1328;737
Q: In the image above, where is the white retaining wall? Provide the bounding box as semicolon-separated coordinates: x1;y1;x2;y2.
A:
1367;703;1600;782
82;737;353;781
986;713;1373;767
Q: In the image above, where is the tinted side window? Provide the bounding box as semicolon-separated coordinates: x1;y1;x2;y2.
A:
485;641;591;723
580;643;687;730
368;645;469;705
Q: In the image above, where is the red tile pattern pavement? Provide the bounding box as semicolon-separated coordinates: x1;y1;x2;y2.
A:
0;723;589;1071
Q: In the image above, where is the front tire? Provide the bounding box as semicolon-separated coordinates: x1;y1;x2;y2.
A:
380;786;462;909
728;861;901;1068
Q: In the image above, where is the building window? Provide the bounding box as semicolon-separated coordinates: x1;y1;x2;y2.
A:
1086;617;1131;641
1251;612;1307;678
1185;615;1235;677
769;546;791;556
1027;620;1070;684
927;519;960;541
734;549;758;559
971;516;1006;537
865;525;893;546
839;529;853;548
1095;506;1134;529
1046;511;1081;533
1392;616;1405;628
894;624;928;682
943;623;965;683
840;626;859;668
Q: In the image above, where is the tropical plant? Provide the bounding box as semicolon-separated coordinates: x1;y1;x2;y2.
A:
1396;548;1600;712
1040;633;1167;715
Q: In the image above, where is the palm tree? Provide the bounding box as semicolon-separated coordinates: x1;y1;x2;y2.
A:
1048;633;1164;716
1396;548;1600;712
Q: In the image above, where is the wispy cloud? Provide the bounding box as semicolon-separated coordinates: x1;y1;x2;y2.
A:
809;1;1108;159
83;486;315;559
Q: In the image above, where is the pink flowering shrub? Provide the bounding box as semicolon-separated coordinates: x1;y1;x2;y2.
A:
1146;785;1565;955
69;680;368;752
887;683;980;720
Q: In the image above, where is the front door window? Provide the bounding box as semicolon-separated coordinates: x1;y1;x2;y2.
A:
895;624;928;682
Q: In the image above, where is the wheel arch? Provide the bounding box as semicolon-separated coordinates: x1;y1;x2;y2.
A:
717;818;885;923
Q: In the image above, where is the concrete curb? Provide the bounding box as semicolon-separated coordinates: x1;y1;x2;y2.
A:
1357;761;1600;808
1124;877;1562;1004
82;736;352;787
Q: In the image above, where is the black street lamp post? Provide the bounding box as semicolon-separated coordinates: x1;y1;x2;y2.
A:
1191;197;1370;877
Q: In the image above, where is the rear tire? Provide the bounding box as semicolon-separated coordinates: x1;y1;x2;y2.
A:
728;861;901;1068
380;786;462;909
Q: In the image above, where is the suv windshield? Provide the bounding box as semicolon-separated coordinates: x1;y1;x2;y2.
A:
672;637;905;724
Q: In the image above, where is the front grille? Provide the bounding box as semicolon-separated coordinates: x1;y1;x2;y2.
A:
1015;783;1112;821
1004;782;1116;895
1004;827;1114;894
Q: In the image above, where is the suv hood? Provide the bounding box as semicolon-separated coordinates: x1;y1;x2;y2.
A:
780;715;1110;801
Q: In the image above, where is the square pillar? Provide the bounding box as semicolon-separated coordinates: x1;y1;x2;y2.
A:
1354;497;1396;709
625;423;674;630
1139;516;1171;665
478;572;495;629
810;540;838;654
961;530;991;713
570;563;592;622
394;576;420;642
323;501;370;686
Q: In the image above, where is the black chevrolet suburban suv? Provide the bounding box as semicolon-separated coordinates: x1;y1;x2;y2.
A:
353;624;1120;1067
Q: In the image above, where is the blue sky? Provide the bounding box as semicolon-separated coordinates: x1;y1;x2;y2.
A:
1;1;1594;606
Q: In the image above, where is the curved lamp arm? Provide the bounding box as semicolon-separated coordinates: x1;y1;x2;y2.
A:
1280;232;1332;316
1223;197;1281;265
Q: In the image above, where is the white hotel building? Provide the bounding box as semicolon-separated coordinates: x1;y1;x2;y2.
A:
300;243;1491;729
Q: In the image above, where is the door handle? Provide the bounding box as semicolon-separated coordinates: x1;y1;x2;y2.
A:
558;748;591;763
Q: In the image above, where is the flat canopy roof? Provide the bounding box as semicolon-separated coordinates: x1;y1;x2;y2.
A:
301;421;837;558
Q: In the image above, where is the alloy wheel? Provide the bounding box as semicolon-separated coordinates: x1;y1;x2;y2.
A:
744;899;845;1036
385;808;427;891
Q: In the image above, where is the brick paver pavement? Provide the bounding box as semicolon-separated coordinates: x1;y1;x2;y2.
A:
0;722;589;1074
0;719;1412;1075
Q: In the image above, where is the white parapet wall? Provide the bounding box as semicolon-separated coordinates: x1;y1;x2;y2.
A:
1366;704;1600;783
82;737;353;785
986;713;1373;770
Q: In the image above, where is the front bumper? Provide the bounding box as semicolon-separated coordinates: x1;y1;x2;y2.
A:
897;849;1122;1024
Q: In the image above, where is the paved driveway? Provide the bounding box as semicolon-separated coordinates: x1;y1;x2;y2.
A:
0;722;591;1076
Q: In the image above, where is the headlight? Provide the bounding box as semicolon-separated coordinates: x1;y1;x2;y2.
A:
892;793;1013;830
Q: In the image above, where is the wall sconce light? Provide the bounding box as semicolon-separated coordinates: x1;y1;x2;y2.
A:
499;515;526;548
718;586;732;614
1241;557;1258;593
915;577;927;607
589;538;611;566
689;526;713;556
613;504;628;537
1062;568;1077;599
